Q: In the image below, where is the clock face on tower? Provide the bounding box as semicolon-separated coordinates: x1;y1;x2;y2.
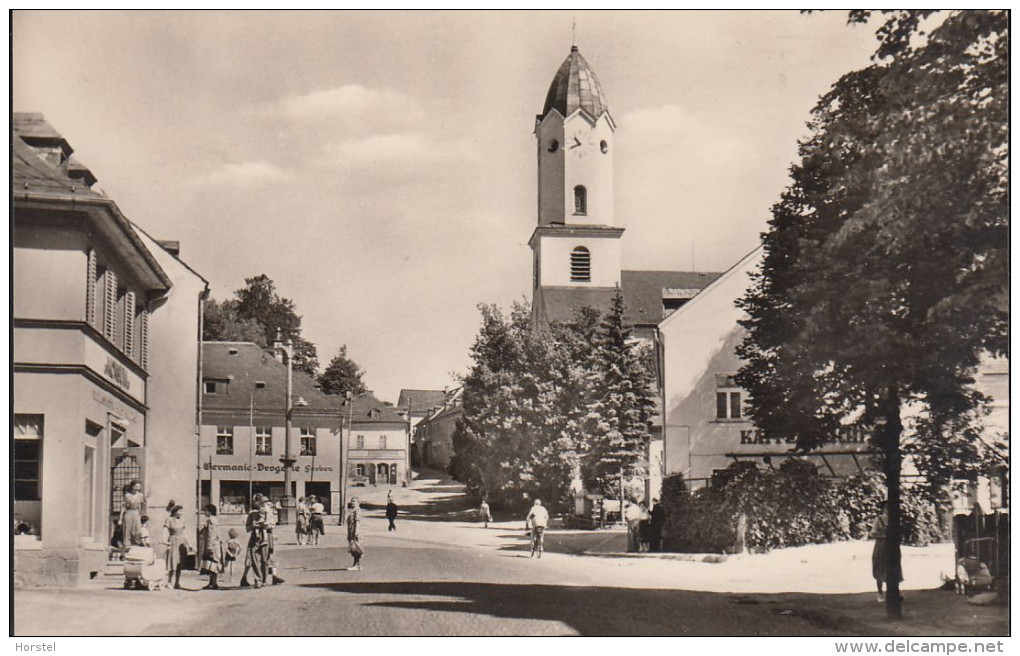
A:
566;128;598;158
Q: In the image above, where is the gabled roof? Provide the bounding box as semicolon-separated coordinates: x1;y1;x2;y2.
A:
202;342;344;415
658;247;764;330
396;389;448;413
347;392;407;429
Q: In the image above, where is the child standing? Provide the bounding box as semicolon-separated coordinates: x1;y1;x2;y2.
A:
199;504;223;590
223;528;242;582
139;515;152;547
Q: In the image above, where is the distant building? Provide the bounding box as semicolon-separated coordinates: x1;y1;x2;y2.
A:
415;388;463;470
396;389;449;466
346;395;411;487
13;113;208;586
199;342;344;516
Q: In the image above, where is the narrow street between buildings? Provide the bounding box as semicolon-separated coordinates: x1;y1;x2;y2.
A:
14;470;1007;637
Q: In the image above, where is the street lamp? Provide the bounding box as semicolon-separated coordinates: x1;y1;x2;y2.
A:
339;390;355;525
273;333;307;525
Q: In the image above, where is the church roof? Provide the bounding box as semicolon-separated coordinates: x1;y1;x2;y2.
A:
538;270;723;327
542;45;609;119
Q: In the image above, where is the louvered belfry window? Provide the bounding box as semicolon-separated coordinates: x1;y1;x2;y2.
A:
570;246;591;282
103;269;118;340
86;249;97;326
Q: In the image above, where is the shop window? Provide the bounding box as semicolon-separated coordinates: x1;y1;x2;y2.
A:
219;481;252;515
356;435;365;449
570;246;591;282
217;426;234;455
255;426;272;456
14;415;43;501
377;463;388;480
300;427;316;456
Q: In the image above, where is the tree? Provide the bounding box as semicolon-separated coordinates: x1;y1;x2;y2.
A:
202;298;267;345
579;291;657;498
214;274;319;376
318;346;368;397
450;301;578;509
736;10;1007;618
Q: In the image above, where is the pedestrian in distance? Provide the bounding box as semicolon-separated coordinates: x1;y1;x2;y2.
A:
162;504;190;589
479;499;492;528
624;500;648;553
649;498;666;552
346;498;364;570
198;504;224;590
308;495;325;545
295;496;309;545
386;497;399;532
525;499;549;558
240;494;269;588
871;500;903;603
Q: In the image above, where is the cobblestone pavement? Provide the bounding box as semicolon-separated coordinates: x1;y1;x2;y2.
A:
13;471;1009;637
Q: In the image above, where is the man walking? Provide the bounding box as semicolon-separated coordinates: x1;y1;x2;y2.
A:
479;499;492;528
386;495;399;531
525;499;549;558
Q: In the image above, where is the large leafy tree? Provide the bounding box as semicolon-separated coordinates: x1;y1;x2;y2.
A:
736;10;1007;618
318;346;368;397
580;291;657;497
203;274;320;377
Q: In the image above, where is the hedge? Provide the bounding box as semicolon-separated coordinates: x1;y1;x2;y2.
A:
660;462;946;553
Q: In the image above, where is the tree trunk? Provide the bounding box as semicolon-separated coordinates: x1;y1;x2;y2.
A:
881;386;904;619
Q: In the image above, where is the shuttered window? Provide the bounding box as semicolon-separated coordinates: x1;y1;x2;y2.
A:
139;307;149;370
103;269;117;341
86;249;97;326
123;290;135;358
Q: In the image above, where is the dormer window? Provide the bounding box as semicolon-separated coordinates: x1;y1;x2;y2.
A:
573;186;587;215
570;247;591;282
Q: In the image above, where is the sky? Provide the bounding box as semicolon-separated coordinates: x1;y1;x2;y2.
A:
12;10;882;403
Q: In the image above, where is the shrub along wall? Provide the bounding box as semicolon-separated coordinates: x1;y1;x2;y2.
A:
660;462;946;554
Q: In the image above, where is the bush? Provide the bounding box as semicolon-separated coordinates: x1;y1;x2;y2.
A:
659;465;945;553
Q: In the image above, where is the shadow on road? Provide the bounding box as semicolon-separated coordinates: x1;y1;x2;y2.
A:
297;580;1006;637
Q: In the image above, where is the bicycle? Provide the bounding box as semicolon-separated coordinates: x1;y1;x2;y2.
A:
528;524;545;558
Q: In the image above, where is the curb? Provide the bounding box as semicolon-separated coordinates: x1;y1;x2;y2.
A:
581;551;730;563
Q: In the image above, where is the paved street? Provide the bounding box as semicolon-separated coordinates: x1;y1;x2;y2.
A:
14;471;1008;637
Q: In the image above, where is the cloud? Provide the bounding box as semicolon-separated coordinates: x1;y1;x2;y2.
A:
204;161;289;186
324;133;473;166
277;84;426;127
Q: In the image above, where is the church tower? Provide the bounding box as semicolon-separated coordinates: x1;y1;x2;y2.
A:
530;45;622;326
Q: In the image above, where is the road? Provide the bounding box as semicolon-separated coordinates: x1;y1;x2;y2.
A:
13;471;1009;637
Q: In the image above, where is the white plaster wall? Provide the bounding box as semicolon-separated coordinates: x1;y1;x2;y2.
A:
539;234;621;288
133;230;206;542
562;113;614;227
14;226;88;321
536;116;565;226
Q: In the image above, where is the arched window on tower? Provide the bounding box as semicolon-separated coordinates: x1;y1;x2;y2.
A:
570;246;591;282
573;186;587;215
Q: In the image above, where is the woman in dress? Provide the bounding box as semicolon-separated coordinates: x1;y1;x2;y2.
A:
295;497;309;546
346;498;363;570
119;479;146;548
308;495;325;545
198;504;223;590
164;504;190;589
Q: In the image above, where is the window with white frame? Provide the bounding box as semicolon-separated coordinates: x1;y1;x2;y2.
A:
216;426;234;455
714;375;745;421
14;415;43;502
255;426;272;455
300;428;316;456
379;435;387;450
356;435;365;449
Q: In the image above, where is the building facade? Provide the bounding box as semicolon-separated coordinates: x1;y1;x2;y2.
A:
199;342;344;517
415;388;463;471
396;388;448;466
13;114;207;586
346;395;411;487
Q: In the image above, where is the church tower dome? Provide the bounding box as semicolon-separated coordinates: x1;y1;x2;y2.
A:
542;45;610;120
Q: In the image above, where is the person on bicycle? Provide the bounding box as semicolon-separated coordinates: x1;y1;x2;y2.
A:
525;499;549;558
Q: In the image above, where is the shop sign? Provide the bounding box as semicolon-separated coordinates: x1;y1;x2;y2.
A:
202;462;334;474
739;427;868;446
103;357;131;391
